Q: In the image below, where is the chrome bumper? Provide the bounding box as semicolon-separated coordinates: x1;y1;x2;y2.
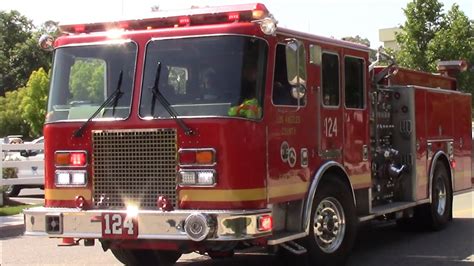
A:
24;207;272;241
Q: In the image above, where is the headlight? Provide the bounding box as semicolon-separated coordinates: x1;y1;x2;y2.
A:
179;170;216;186
55;170;87;186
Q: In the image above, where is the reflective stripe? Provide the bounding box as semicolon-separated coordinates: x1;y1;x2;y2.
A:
179;188;266;202
45;189;91;201
267;182;308;199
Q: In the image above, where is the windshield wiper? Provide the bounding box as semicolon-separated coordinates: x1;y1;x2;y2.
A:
150;62;194;136
73;71;124;138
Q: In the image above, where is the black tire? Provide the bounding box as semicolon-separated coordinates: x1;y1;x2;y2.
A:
5;185;21;197
303;177;357;266
111;249;181;266
415;162;452;231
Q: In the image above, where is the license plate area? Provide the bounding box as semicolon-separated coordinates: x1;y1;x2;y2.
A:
101;213;138;239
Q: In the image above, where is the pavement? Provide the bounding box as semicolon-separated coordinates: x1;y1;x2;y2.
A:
0;213;25;238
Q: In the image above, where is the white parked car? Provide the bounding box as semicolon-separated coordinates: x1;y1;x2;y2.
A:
4;136;44;197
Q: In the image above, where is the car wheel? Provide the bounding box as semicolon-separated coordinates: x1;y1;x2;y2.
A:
303;177;357;266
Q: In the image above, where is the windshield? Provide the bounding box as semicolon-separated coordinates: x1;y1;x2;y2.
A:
46;42;137;123
139;36;267;119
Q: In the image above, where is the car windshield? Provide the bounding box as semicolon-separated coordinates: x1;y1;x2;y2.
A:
46;41;137;123
139;36;267;119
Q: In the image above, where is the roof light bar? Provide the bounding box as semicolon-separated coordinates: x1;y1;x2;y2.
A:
59;3;269;34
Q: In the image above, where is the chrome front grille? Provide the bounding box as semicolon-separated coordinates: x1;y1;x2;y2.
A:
92;129;177;209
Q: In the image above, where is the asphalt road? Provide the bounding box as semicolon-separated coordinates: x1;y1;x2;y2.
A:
1;191;472;266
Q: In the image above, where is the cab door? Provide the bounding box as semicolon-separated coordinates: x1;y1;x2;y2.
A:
319;52;344;163
342;54;370;189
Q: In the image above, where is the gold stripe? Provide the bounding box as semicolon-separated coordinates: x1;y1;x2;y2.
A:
268;182;308;199
179;188;266;202
350;173;371;186
45;188;92;201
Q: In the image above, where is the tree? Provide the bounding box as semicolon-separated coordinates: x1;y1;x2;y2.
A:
0;88;30;138
0;11;53;96
427;4;474;92
342;35;370;47
396;0;474;95
396;0;444;71
21;68;49;137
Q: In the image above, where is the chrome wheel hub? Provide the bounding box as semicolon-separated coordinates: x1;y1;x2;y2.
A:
435;177;447;216
314;197;346;253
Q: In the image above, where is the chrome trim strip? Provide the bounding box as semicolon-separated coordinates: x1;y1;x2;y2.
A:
427;139;454;143
24;207;272;241
267;232;306;245
303;161;356;234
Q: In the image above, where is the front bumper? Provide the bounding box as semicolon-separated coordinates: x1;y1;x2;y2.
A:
24;207;272;241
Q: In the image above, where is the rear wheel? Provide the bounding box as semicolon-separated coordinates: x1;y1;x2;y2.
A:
416;162;452;230
111;249;181;266
304;177;357;266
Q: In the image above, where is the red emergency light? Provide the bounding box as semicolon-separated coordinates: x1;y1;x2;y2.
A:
59;3;269;34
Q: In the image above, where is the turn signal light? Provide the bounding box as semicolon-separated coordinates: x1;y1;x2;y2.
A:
179;149;215;166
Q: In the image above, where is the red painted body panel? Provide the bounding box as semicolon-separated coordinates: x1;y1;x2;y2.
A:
413;86;472;200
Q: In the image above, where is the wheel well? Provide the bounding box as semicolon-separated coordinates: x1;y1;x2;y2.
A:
431;153;453;192
430;152;454;219
303;162;356;234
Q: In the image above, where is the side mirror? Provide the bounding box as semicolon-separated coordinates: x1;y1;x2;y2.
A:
285;39;307;99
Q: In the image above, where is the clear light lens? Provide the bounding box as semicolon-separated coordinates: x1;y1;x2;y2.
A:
260;17;277;35
197;171;215;185
71;172;86;185
56;172;70;185
180;172;196;185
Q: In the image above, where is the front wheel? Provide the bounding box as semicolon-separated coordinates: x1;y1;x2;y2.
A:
304;177;357;266
111;249;181;266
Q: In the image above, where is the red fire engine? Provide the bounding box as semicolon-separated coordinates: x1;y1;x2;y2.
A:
26;3;472;265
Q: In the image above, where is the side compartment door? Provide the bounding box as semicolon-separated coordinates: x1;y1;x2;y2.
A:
319;52;344;162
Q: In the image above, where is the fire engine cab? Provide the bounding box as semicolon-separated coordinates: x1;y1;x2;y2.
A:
26;3;472;265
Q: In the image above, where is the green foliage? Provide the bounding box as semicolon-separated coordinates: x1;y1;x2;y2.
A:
21;68;49;137
0;11;53;96
0;89;30;137
69;59;105;103
396;0;474;95
342;35;371;47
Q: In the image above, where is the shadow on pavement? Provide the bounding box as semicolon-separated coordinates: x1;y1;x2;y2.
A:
175;218;473;266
